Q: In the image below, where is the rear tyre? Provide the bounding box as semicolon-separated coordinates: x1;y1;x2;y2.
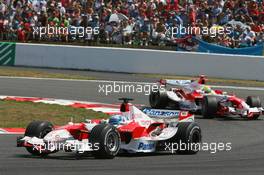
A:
201;96;218;118
90;124;121;159
24;121;53;156
168;122;201;154
149;90;169;109
246;96;261;120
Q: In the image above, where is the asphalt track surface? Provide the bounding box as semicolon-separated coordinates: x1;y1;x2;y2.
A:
0;69;264;175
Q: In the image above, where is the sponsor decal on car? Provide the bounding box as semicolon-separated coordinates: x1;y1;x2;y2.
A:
143;108;180;118
138;142;155;150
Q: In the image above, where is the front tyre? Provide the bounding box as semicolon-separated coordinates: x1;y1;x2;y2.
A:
90;124;121;159
246;96;262;120
24;121;53;156
201;96;218;118
168;122;202;154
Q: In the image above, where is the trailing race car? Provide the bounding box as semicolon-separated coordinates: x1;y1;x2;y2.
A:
149;75;264;120
17;98;202;159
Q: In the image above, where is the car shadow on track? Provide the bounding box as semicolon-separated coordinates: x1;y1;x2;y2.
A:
14;153;98;160
13;152;190;160
195;116;264;121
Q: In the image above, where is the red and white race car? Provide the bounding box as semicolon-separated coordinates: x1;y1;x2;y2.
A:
149;76;264;120
17;98;201;159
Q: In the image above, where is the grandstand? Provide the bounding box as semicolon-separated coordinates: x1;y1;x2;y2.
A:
0;0;263;55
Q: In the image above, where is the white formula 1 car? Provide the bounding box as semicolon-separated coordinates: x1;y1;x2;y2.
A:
17;98;201;159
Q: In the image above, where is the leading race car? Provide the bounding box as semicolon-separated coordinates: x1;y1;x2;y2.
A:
17;98;202;159
149;75;264;120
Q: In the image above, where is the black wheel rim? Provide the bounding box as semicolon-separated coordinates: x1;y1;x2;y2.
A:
106;132;119;152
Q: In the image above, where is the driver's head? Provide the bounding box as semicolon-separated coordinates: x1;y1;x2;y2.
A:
109;115;123;125
202;86;212;93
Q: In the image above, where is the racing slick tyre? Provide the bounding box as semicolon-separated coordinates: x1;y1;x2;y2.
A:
90;124;121;159
149;90;169;109
201;96;218;119
24;121;53;156
167;122;201;154
246;96;262;120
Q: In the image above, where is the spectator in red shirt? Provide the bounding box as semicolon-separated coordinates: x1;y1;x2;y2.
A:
189;7;196;24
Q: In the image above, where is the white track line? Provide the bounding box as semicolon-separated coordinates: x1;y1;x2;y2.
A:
0;76;152;84
210;85;264;91
1;76;264;91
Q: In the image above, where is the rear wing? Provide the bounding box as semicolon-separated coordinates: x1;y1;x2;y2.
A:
158;75;207;87
142;108;194;122
159;79;192;86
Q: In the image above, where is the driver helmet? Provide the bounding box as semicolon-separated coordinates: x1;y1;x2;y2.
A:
202;86;212;94
109;115;127;125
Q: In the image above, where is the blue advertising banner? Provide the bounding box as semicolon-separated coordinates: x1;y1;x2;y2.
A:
196;39;264;56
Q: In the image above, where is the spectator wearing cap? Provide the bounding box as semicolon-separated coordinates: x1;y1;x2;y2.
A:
121;20;133;45
211;2;222;25
248;0;259;21
188;7;196;24
152;18;166;45
139;16;151;46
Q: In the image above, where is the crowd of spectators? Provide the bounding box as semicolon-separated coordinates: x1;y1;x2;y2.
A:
0;0;264;50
